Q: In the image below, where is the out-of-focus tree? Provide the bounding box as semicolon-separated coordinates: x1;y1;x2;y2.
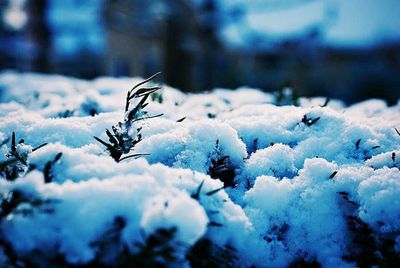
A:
0;0;50;72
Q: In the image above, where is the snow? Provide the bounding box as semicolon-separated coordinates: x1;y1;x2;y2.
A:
137;119;247;173
243;143;297;181
1;71;400;267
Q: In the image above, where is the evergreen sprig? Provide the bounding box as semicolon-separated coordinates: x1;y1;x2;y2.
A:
94;73;162;162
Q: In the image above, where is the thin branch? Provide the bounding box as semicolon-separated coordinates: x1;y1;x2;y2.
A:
191;180;205;200
134;86;161;97
94;136;111;148
32;143;48;152
11;132;16;153
320;97;330;107
118;153;150;162
206;186;226;196
329;171;338;179
132;113;164;123
130;72;161;92
0;137;10;147
176;117;186;122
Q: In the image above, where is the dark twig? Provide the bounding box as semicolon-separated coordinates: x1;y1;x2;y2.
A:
355;139;361;150
329;171;338;179
118;153;150;162
191;180;205;200
320;97;330;107
32;143;48;152
176;117;186;122
206;186;226;196
96;73;162;162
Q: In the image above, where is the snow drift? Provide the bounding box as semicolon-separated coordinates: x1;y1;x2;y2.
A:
0;71;399;267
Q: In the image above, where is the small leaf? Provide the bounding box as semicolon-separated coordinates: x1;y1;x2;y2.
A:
320;97;330;107
118;153;149;162
125;91;131;112
206;186;225;196
0;137;10;147
355;138;361;150
395;128;400;137
11;132;16;153
329;171;338;179
32;143;48;152
135;86;161;97
94;136;111;147
130;72;161;92
191;180;205;200
54;152;63;162
301;115;308;124
302;115;320;126
208;221;223;227
176;117;186;122
43;161;53;183
106;129;119;147
0;158;17;170
308;117;320;126
132;113;164;123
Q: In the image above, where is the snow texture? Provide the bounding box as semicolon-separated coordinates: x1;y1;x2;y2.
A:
0;71;400;267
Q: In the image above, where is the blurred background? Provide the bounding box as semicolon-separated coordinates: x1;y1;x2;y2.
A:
0;0;399;104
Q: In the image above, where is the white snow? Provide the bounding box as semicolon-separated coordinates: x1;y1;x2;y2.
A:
1;71;399;267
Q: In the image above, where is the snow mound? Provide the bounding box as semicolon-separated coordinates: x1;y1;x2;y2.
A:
1;72;400;267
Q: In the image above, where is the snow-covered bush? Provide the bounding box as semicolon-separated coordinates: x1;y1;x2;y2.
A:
0;71;399;267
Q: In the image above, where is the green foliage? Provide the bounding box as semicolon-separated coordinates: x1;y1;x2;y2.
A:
263;223;289;243
88;224;181;268
208;140;236;188
191;180;205;200
320;97;330;108
338;191;400;267
207;113;216;119
0;132;47;181
176;116;186;122
354;138;382;161
43;152;63;183
81;98;99;116
94;73;162;162
151;91;164;104
329;171;338;179
301;114;320;127
120;227;181;267
1;190;56;220
57;109;74;118
0;190;57;267
248;138;258;155
205;186;226;196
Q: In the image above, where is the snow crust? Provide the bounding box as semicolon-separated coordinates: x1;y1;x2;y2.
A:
1;71;399;267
